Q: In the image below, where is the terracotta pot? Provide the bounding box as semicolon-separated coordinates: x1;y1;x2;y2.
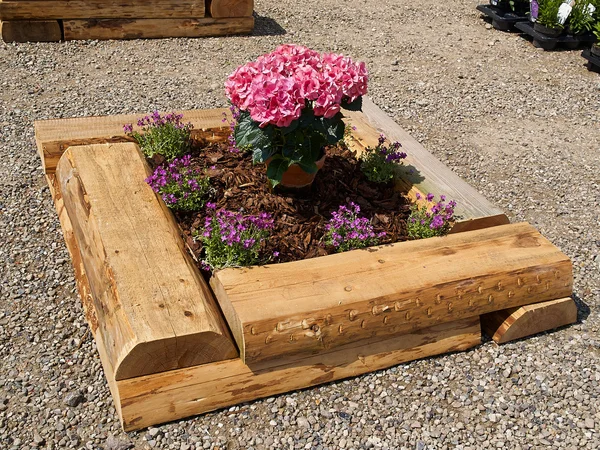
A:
268;153;326;188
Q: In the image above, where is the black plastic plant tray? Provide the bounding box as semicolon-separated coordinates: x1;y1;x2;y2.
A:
476;5;529;32
581;49;600;72
515;21;596;51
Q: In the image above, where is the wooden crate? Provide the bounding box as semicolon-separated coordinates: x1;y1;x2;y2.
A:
0;0;254;42
34;98;577;430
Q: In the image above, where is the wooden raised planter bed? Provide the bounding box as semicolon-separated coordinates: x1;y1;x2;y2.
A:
34;98;576;430
0;0;254;42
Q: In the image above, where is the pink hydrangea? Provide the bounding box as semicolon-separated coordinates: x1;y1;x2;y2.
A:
225;45;368;128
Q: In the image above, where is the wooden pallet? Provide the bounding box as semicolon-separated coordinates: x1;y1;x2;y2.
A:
0;0;253;42
34;98;576;430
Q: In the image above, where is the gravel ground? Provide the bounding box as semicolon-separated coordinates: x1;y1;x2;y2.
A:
1;0;599;448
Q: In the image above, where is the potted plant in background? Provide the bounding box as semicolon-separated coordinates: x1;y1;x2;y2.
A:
225;44;367;188
535;0;565;36
567;0;596;36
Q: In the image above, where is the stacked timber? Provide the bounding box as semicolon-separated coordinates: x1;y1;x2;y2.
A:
33;102;578;431
0;0;254;42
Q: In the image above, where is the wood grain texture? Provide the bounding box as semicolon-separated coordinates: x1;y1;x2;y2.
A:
344;98;510;232
45;169;480;431
34;108;231;174
211;222;573;367
1;19;62;42
45;173;123;419
118;317;481;430
481;297;577;343
55;142;238;380
0;1;205;20
62;17;254;40
209;0;253;18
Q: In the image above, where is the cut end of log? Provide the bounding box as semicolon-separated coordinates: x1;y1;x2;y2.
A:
115;332;239;380
481;297;577;344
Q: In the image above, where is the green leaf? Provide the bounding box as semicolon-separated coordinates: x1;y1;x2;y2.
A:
266;156;289;187
341;97;363;112
252;147;276;164
234;111;274;158
297;159;318;174
280;119;299;135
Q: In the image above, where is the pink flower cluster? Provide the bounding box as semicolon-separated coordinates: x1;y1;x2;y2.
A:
225;44;368;128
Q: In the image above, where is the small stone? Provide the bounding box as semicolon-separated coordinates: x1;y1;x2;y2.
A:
585;418;595;429
63;391;85;407
269;420;277;426
33;432;45;446
503;368;512;378
411;421;421;428
485;24;493;30
148;428;160;438
104;435;134;450
297;416;310;428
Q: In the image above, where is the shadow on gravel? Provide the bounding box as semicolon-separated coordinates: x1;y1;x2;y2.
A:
573;293;591;323
252;12;287;36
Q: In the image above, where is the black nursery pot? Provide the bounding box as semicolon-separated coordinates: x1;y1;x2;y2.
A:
592;43;600;57
534;22;563;37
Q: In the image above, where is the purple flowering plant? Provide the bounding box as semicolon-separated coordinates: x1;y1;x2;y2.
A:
146;155;211;211
360;134;407;183
195;204;274;270
124;111;193;161
325;202;385;252
407;193;457;239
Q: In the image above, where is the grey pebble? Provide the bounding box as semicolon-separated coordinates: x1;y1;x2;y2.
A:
63;392;85;407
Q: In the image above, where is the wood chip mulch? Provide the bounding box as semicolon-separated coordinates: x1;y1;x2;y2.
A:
156;141;411;271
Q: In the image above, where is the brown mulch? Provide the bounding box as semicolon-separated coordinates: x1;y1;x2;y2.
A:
157;141;411;270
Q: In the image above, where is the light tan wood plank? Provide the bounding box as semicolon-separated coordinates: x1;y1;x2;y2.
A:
118;317;481;430
481;297;577;343
0;1;205;20
344;98;509;232
55;142;237;380
1;19;61;42
209;0;253;18
34;109;231;174
62;16;254;40
46;172;123;418
211;222;572;367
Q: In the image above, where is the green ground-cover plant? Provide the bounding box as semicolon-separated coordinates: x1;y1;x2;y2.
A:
124;111;193;161
407;193;457;239
360;135;407;184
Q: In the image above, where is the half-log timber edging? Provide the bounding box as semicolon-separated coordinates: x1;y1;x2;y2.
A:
34;104;576;431
55;142;238;380
0;0;254;42
211;222;573;368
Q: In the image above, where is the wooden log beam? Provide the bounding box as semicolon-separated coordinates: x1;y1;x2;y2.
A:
481;297;577;343
209;0;253;18
211;222;573;368
118;316;480;430
62;17;254;40
34;108;231;174
46;164;481;431
1;19;62;42
0;1;205;21
344;98;510;233
55;142;238;380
